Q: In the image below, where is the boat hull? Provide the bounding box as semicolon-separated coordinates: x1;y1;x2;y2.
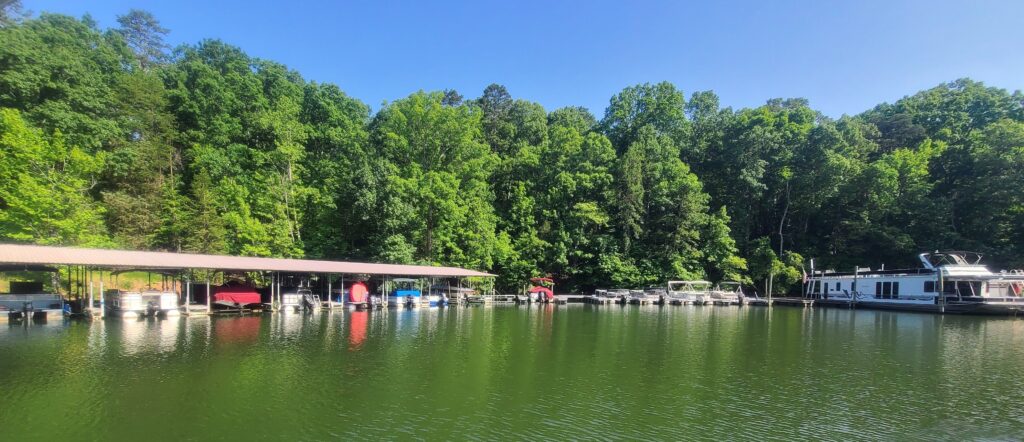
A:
814;298;1024;315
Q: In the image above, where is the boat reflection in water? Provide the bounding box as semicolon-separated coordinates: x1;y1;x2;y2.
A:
348;310;368;350
213;316;261;347
109;317;185;355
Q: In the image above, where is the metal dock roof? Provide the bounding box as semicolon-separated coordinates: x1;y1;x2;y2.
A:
0;244;495;277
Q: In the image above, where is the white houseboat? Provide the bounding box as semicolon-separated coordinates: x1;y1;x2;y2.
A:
806;251;1024;314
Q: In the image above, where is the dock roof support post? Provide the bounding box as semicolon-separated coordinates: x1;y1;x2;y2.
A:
327;274;332;310
88;270;94;316
206;274;211;313
99;276;105;318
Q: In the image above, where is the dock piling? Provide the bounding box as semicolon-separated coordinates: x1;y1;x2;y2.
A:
206;277;211;313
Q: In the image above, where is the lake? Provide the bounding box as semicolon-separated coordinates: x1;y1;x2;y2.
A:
2;305;1024;440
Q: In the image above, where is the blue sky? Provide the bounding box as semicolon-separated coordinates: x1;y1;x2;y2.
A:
24;0;1024;117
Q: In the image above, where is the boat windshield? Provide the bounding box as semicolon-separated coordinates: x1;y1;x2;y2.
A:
925;251;984;267
669;281;711;292
716;282;742;293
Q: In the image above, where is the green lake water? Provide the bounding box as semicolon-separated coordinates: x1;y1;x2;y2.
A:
2;305;1024;440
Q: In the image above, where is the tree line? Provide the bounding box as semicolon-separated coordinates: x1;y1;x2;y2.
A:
1;10;1022;293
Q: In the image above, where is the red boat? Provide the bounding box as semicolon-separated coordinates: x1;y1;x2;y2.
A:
346;281;369;309
527;277;555;303
212;284;263;309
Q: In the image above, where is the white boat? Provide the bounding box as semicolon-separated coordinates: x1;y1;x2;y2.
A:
104;290;148;318
140;290;180;316
0;269;65;320
281;288;320;312
606;289;631;304
670;280;712;305
710;282;743;305
665;281;693;304
430;285;472;306
806;251;1024;315
588;289;620;304
642;287;667;304
0;293;64;320
387;278;422;308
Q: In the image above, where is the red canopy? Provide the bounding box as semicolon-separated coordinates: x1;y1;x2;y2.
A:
348;282;368;303
528;286;554;300
213;285;262;305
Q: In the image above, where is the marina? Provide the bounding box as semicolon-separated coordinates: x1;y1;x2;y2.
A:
3;246;1024;321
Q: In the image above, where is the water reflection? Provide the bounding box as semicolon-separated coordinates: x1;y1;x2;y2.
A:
214;316;261;346
348;310;367;350
113;318;164;355
2;307;1024;440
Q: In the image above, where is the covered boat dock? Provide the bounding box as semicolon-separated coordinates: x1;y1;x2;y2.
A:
0;244;495;318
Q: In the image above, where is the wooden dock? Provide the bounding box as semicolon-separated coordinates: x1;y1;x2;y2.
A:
771;297;815;308
584;296;618;305
489;294;517;304
554;294;587;304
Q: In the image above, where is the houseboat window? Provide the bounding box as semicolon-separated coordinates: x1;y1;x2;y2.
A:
851;281;856;292
924;281;935;293
875;281;882;298
835;282;841;291
892;282;899;296
882;282;892;298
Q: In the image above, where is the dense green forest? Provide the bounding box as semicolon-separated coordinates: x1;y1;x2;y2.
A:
1;9;1022;293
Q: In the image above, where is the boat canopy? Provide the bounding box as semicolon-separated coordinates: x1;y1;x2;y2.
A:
213;285;262;305
528;286;554;300
348;281;369;303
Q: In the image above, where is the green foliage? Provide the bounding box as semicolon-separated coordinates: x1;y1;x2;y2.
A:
0;13;133;149
1;12;1022;295
366;91;500;270
0;108;109;246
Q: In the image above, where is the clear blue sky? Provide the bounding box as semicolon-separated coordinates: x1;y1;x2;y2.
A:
25;0;1024;117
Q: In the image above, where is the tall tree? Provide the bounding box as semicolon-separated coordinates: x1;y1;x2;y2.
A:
600;81;689;154
115;9;169;69
367;91;503;269
0;0;27;27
